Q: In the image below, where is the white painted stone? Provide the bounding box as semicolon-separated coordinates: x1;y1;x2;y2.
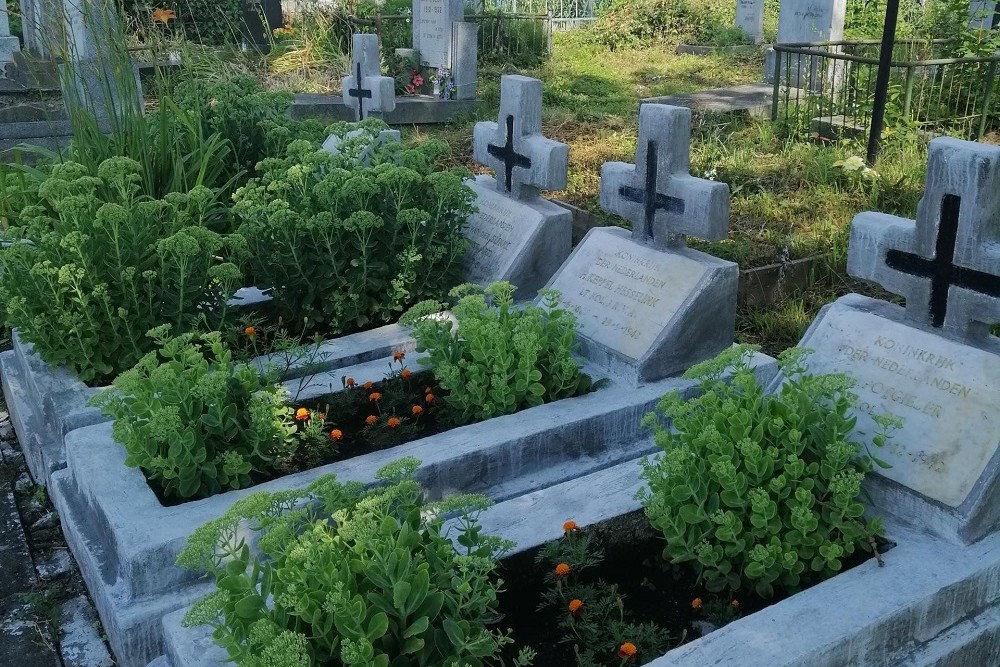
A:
451;21;477;100
412;0;463;67
776;0;845;44
735;0;765;43
321;127;401;166
341;34;396;121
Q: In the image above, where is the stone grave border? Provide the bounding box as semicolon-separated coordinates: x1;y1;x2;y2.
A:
49;352;779;667
156;448;1000;667
289;94;480;125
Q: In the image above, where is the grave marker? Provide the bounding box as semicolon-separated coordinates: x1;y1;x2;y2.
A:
464;75;572;297
546;104;738;384
0;0;20;78
341;34;395;121
735;0;765;43
412;0;463;68
766;0;846;86
792;137;1000;543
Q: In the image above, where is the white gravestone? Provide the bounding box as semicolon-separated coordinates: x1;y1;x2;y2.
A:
766;0;846;86
735;0;765;43
792;137;1000;544
546;104;738;384
342;33;396;122
0;0;20;77
465;74;572;298
321;127;401;166
412;0;463;68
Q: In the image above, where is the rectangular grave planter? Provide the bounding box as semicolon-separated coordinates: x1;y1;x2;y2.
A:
156;454;1000;667
0;294;417;489
50;352;780;667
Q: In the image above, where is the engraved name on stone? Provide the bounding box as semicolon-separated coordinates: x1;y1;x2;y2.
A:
463;194;537;284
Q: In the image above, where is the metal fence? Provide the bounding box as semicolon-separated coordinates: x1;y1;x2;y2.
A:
480;0;612;29
770;40;1000;142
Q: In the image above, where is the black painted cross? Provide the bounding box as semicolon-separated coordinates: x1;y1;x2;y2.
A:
342;34;396;122
473;75;568;200
600;104;729;249
848;137;1000;338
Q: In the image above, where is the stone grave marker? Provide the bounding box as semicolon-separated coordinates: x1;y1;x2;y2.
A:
735;0;765;43
321;127;401;166
0;0;20;78
412;0;463;68
969;0;999;29
792;137;1000;543
466;74;572;297
545;104;737;384
766;0;846;85
341;33;395;121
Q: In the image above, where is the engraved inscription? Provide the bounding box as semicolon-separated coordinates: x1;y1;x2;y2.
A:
462;188;539;284
416;0;453;67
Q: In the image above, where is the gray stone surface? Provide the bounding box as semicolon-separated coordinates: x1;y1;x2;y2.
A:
642;83;775;116
59;595;115;667
451;21;477;100
735;0;764;42
969;0;998;29
550;104;737;383
341;34;395;121
321;126;401;165
412;0;463;67
290;94;480;125
53;351;777;667
766;0;845;84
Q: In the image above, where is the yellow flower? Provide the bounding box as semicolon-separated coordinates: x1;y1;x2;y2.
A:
295;407;309;421
152;8;176;24
617;643;637;660
244;326;256;337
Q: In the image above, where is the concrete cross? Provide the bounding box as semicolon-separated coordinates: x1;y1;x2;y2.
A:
600;104;730;249
472;74;568;200
341;33;395;121
849;137;1000;341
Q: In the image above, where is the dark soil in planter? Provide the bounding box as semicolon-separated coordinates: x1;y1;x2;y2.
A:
495;513;892;666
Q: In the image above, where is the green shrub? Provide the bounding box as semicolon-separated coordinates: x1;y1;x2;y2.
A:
0;158;241;384
120;0;244;45
591;0;742;49
92;327;295;501
401;282;592;425
178;458;535;667
639;346;894;598
231;124;474;335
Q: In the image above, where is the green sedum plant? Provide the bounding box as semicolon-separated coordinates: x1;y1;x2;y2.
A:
401;282;593;425
178;457;535;667
0;157;241;384
92;327;296;501
230;125;474;335
639;346;895;598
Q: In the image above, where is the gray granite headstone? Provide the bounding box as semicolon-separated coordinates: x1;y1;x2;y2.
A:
412;0;463;68
465;74;571;298
792;137;1000;544
341;33;396;121
735;0;765;43
765;0;846;85
545;104;737;384
450;21;477;101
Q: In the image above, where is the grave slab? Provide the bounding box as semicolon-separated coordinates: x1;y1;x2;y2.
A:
52;350;779;667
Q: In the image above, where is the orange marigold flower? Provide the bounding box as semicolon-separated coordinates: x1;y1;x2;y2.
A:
244;326;256;337
425;393;436;404
554;563;571;578
568;599;584;615
364;381;374;390
618;643;637;660
152;7;176;23
563;520;578;533
369;392;382;402
329;429;343;441
393;351;406;361
366;415;378;426
412;405;424;416
731;599;740;609
401;368;412;379
425;386;433;393
691;598;703;610
387;417;401;428
346;377;356;388
295;407;310;421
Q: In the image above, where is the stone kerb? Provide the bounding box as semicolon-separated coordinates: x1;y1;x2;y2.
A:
52;356;754;667
465;75;572;297
788;137;1000;545
544;104;738;384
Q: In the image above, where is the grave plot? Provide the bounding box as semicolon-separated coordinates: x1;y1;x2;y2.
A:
341;34;395;122
53;104;779;667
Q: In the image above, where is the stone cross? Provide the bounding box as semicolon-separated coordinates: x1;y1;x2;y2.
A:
600;104;729;249
848;137;1000;341
342;33;395;121
472;74;568;200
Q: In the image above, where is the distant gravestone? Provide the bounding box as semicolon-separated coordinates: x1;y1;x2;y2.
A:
735;0;765;43
321;127;401;166
545;104;737;384
969;0;999;29
793;137;1000;543
342;34;395;121
412;0;463;68
466;74;571;297
766;0;846;85
0;0;20;77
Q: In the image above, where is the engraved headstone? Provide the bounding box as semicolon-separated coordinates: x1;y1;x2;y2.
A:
735;0;765;43
0;0;20;78
464;75;572;297
545;104;737;384
766;0;846;85
412;0;463;68
342;34;396;121
791;137;1000;543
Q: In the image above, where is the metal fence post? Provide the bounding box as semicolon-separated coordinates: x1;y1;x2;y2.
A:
771;48;782;121
866;0;901;166
901;65;915;120
978;58;999;139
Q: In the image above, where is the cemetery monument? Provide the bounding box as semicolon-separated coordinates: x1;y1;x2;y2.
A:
342;33;396;121
766;0;846;85
0;0;20;77
411;0;477;100
735;0;765;43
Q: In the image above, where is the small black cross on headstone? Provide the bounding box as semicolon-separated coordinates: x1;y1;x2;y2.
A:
885;194;1000;328
486;115;532;193
619;140;686;244
348;62;373;120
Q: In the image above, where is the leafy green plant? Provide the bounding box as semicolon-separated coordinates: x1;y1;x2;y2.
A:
92;327;296;501
230;125;474;335
0;157;241;384
536;522;673;667
639;346;895;598
178;457;535;667
401;282;593;425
